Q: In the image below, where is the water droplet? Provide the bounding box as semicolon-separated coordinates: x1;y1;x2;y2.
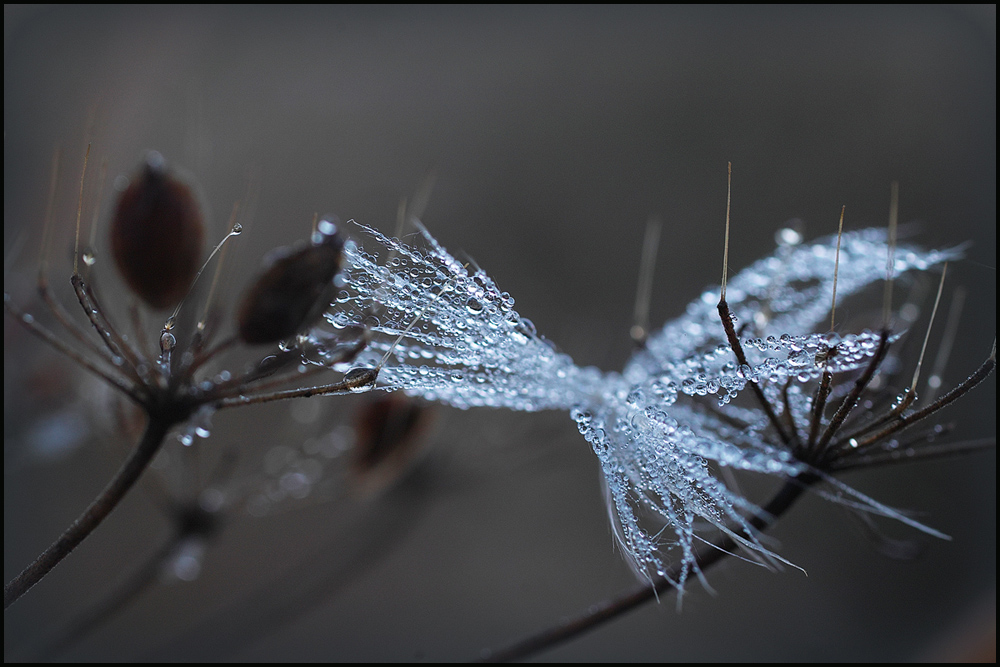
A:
231;222;243;235
626;387;643;408
160;331;176;352
775;227;803;247
899;303;920;323
280;471;311;499
343;367;377;392
466;297;484;314
145;150;166;171
317;218;337;237
199;488;226;513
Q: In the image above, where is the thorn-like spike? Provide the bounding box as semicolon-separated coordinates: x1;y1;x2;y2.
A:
631;215;662;346
408;171;437;225
721;162;732;301
82;161;108;278
72;144;91;276
882;181;899;328
910;263;947;394
830;205;845;332
196;202;243;333
923;286;965;406
172;205;243;326
38;146;62;285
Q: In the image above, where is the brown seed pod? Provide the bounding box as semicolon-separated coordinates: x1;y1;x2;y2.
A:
351;393;434;498
110;152;205;309
236;219;345;345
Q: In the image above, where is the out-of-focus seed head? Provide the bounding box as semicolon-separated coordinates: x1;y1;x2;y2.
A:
351;393;434;497
236;218;345;345
111;152;205;309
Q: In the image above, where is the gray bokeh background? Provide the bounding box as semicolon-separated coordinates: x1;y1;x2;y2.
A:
4;6;995;661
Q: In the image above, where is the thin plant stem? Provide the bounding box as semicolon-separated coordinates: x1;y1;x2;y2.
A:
850;350;995;451
37;532;181;660
852;264;951;438
3;293;141;401
185;335;238;375
780;380;801;447
230;357;329;393
72;144;91;276
831;436;996;472
214;372;372;408
481;476;815;663
631;215;662;346
814;329;891;452
718;296;791;445
807;365;835;452
923;286;966;406
4;415;177;609
806;208;845;451
37;278;116;365
71;275;146;382
716;165;790;444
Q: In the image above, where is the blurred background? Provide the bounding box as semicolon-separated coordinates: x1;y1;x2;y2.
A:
4;5;995;661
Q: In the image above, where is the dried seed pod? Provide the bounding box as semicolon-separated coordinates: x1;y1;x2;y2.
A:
352;393;434;497
236;218;345;345
111;152;205;309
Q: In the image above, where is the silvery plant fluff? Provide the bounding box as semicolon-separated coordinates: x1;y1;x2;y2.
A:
321;219;957;595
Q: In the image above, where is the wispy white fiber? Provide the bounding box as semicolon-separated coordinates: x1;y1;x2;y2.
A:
319;221;954;594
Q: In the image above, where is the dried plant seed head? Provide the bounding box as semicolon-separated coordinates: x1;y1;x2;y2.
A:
351;393;434;497
110;152;205;309
236;218;345;345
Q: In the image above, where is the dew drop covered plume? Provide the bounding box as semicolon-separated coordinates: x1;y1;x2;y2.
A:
320;221;957;592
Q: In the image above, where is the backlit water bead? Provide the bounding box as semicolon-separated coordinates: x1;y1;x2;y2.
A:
343;367;378;392
159;330;176;352
775;226;803;247
625;387;644;408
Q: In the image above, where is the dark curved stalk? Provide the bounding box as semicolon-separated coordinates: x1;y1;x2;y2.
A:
718;298;791;445
4;293;142;401
815;329;891;455
830;436;995;472
35;531;181;660
481;476;816;663
4;416;174;610
851;353;995;451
